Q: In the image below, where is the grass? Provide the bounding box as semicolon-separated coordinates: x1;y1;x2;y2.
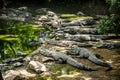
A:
0;35;18;41
0;21;44;60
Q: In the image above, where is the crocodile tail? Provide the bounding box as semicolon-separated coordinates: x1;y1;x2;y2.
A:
82;66;99;71
88;56;112;71
67;58;99;71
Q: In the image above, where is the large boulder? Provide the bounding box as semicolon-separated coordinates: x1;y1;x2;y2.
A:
3;70;29;80
27;60;48;74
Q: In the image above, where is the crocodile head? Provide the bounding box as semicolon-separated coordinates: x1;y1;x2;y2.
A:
39;48;52;57
66;45;80;55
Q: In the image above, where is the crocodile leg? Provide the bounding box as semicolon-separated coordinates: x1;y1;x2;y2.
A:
67;57;99;71
39;48;98;71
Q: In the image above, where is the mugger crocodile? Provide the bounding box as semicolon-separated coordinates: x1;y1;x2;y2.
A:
67;46;112;71
39;48;99;71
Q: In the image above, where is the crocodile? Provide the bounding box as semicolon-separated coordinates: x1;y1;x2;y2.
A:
60;17;95;27
56;33;119;41
58;26;97;34
97;42;120;49
45;40;92;47
39;48;98;71
67;46;112;71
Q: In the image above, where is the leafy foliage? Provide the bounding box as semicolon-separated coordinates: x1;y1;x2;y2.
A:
0;21;43;60
97;14;119;34
97;0;120;34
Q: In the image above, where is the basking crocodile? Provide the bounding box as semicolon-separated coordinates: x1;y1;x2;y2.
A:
59;26;97;34
97;42;120;49
39;48;98;71
46;40;92;47
67;46;112;71
56;33;118;41
60;17;95;27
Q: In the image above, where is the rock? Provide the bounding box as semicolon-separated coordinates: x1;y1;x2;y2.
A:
27;61;48;74
77;11;85;16
35;8;49;14
0;8;32;22
38;15;48;21
0;14;8;19
3;70;29;80
47;11;56;17
18;6;28;11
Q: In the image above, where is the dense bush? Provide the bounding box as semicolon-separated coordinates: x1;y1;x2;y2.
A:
0;21;42;60
97;0;120;35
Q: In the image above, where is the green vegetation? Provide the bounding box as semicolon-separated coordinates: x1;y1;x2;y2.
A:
0;21;45;61
97;0;120;35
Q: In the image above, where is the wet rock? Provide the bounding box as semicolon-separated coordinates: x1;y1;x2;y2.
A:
77;11;85;16
27;61;47;74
